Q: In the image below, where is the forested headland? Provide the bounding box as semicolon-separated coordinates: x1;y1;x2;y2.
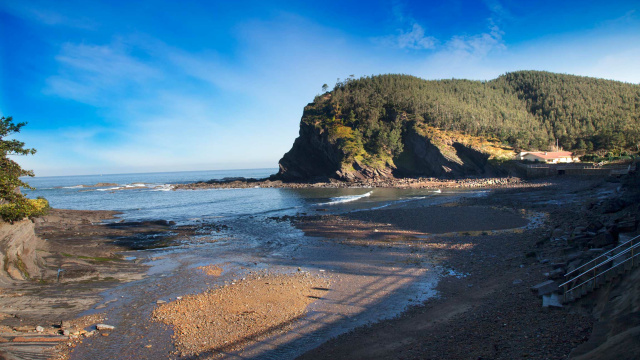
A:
278;71;640;180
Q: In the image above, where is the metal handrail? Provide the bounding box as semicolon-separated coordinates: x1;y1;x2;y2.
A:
560;240;640;288
564;234;640;278
565;252;640;294
561;239;640;302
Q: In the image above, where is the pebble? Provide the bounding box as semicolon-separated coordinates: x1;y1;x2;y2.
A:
96;324;115;331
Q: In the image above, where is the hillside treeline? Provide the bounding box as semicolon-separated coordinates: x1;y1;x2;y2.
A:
307;71;640;164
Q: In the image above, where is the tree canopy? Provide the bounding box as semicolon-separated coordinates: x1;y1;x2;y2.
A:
305;71;640;167
0;117;48;222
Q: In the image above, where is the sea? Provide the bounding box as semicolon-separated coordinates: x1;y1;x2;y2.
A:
22;168;453;223
20;168;475;359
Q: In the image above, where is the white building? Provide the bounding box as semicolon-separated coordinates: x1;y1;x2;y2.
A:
516;151;577;164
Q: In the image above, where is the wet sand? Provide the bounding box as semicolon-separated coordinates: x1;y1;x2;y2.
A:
297;205;529;244
297;181;607;360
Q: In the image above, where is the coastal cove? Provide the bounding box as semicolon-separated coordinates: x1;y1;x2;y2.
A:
0;169;551;359
4;2;640;358
3;168;636;359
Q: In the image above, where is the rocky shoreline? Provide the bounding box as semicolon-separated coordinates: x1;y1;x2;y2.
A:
173;175;549;190
298;174;640;360
0;209;212;359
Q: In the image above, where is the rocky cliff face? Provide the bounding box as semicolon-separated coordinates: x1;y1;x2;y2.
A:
0;219;46;284
276;108;509;182
277;120;345;181
393;126;505;178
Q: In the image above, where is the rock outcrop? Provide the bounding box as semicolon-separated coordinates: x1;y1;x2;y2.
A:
0;219;46;284
393;126;506;178
277;120;345;182
571;266;640;360
276;110;509;182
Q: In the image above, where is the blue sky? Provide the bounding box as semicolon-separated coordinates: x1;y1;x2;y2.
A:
1;0;639;176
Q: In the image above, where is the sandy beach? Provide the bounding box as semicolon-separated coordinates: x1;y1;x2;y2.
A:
153;272;331;358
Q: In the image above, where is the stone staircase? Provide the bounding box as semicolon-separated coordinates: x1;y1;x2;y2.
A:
559;234;640;303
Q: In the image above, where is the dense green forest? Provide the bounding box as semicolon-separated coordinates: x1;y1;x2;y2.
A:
306;71;640;166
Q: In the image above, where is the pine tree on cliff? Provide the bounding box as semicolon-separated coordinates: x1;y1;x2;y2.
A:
0;116;48;222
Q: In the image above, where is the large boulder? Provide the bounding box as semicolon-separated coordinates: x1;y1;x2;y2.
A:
0;219;46;283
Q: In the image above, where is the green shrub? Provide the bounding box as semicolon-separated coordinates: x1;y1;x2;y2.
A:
0;198;50;223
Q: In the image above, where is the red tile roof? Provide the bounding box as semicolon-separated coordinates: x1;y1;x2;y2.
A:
525;151;573;159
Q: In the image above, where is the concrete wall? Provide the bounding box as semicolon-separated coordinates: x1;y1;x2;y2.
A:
520;164;625;178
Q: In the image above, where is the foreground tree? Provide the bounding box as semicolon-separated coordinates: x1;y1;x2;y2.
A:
0;116;48;222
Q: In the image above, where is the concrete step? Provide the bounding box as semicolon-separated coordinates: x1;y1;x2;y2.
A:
562;251;640;303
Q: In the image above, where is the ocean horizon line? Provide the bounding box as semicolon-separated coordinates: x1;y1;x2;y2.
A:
20;167;280;180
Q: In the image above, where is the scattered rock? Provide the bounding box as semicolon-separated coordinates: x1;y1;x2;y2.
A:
12;326;32;332
35;326;44;333
588;232;615;248
531;280;558;296
546;268;565;280
542;293;563;308
12;336;66;343
96;324;115;331
551;228;564;239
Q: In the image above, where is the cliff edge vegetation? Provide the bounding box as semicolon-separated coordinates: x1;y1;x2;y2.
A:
277;71;640;181
0;116;48;222
0;116;48;282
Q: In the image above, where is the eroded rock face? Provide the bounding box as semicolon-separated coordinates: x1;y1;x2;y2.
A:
276;113;504;182
0;219;46;283
395;128;503;178
571;266;640;360
277;120;344;182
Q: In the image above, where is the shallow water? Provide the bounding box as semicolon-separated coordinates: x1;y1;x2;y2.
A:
23;169;472;222
22;170;479;359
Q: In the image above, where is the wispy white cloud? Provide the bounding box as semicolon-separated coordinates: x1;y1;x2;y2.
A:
45;42;159;105
482;0;513;22
374;2;437;51
0;1;96;29
445;22;505;58
386;23;438;50
375;1;507;54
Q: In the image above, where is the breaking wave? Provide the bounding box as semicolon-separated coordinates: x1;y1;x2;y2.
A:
320;191;373;205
